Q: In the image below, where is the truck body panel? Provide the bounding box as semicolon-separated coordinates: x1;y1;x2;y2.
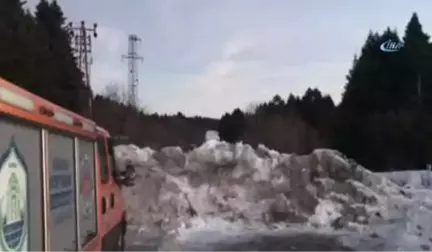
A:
0;77;127;251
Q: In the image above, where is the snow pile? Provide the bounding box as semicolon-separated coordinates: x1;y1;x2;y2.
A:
338;184;432;251
380;170;432;189
116;131;432;251
115;144;156;167
335;170;432;251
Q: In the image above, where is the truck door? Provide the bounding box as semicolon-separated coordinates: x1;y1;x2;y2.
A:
0;115;44;251
96;136;126;250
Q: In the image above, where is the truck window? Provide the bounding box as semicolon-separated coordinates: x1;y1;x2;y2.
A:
48;131;77;251
107;138;119;177
77;138;98;247
97;138;109;184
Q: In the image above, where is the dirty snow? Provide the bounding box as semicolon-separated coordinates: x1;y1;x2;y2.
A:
115;131;432;251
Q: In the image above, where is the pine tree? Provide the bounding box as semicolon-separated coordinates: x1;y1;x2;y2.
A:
341;31;381;115
0;0;39;90
402;13;432;111
218;108;246;143
35;0;89;114
341;28;406;115
336;27;405;170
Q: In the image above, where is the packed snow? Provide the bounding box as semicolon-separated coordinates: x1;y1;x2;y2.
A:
379;170;432;189
115;131;432;251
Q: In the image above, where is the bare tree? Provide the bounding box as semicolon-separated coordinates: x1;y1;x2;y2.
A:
101;82;129;105
245;102;259;115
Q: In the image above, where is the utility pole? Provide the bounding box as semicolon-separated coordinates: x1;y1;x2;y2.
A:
66;21;98;118
122;34;143;109
417;72;422;108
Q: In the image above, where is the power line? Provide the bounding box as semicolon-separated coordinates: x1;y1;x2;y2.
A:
67;21;97;88
122;34;143;108
66;21;98;118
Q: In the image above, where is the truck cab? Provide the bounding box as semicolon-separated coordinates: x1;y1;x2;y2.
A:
0;77;133;251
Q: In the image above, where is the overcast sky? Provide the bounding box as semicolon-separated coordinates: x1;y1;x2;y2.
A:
26;0;432;118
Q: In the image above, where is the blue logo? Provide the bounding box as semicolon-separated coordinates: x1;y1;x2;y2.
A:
380;39;404;52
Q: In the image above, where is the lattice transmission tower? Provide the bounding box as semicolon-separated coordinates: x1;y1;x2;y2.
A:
122;34;143;108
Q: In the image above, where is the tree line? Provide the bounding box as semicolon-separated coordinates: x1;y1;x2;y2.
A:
0;0;91;115
1;0;431;171
219;13;432;172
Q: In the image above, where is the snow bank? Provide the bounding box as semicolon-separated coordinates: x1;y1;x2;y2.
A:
117;131;432;251
338;185;432;251
380;170;432;189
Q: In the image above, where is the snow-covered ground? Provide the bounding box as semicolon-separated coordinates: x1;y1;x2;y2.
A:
379;170;432;189
115;131;432;251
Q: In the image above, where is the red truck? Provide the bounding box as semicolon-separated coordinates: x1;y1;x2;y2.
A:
0;77;134;251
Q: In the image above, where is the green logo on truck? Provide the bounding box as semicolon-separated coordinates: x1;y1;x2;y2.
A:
0;138;28;251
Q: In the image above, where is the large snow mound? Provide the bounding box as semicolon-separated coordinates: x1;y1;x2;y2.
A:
115;132;432;251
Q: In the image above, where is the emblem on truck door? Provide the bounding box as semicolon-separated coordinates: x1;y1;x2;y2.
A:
0;138;28;252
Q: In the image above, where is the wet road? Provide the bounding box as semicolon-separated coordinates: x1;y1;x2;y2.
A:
126;229;353;251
